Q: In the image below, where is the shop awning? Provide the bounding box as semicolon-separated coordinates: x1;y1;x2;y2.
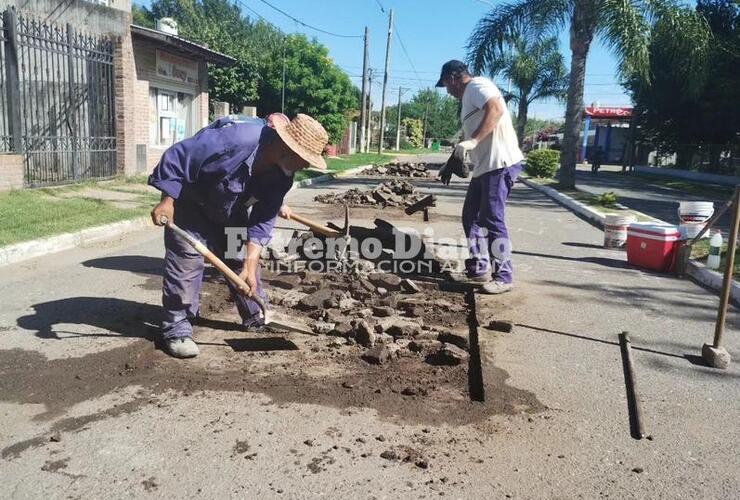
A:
131;25;235;66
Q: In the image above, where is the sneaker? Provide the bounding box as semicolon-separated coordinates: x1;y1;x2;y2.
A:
242;317;266;332
480;281;513;295
164;337;200;358
447;272;491;285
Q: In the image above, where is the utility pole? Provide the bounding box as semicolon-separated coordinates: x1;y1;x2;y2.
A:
358;26;369;153
422;99;430;148
281;39;287;114
377;8;393;154
395;87;404;151
365;69;373;152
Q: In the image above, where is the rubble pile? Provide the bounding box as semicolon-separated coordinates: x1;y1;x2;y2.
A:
360;161;430;178
313;180;424;208
266;270;469;367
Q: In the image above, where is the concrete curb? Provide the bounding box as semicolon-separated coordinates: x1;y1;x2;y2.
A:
519;177;662;228
520;177;738;304
687;261;740;307
520;177;607;228
0;216;151;267
0;163;378;268
634;165;740;187
290;163;375;190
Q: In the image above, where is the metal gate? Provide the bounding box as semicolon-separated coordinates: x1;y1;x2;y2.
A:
1;8;116;186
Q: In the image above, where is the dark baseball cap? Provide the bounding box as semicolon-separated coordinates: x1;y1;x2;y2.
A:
435;60;469;87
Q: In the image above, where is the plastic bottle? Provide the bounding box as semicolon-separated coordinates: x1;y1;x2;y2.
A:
707;231;723;270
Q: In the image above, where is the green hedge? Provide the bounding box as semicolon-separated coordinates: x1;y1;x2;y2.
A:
526;149;560;178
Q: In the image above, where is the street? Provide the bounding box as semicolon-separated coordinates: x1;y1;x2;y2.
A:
1;155;738;498
575;164;734;231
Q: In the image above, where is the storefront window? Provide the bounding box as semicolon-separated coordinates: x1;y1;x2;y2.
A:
149;88;195;147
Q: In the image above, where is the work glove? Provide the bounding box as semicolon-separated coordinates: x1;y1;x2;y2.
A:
438;163;452;185
453;138;478;159
438;148;471;185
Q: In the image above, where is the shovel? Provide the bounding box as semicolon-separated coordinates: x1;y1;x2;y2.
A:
160;216;315;336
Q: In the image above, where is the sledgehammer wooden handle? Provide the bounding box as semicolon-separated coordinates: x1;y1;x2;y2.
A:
280;212;341;237
159;216;268;318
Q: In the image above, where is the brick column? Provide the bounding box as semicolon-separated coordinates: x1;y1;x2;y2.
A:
114;29;136;176
198;61;210;128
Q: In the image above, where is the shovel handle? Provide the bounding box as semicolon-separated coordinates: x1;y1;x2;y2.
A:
159;216;268;318
280;211;342;237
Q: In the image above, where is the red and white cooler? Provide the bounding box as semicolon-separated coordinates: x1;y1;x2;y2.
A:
626;223;682;273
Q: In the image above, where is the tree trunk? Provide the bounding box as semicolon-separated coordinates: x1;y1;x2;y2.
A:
559;2;595;188
516;93;528;147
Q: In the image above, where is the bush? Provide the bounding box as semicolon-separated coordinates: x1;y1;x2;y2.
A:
399;138;414;150
525;149;560;178
598;191;618;207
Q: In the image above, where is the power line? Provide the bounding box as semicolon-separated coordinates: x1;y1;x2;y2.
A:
255;0;362;38
374;0;386;13
392;21;429;86
237;0;273;26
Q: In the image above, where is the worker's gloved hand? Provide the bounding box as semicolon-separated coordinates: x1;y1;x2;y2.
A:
439;148;470;185
438;163;452;185
453;138;478;159
151;196;175;226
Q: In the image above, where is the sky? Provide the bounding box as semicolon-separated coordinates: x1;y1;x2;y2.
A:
140;0;635;120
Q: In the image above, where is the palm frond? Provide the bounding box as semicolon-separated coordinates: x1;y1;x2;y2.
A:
597;0;653;82
465;0;571;75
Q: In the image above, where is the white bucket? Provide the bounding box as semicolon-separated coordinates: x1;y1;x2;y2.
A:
677;201;714;239
604;214;637;249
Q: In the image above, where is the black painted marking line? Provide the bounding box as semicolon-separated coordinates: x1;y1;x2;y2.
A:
466;288;485;402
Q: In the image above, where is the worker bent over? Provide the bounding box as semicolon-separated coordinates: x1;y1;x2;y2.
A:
436;60;525;294
148;114;329;358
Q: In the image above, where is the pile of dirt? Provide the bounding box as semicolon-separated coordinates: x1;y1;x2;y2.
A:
266;269;470;365
360;161;430;178
313;180;424;208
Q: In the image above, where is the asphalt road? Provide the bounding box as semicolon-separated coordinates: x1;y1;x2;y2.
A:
575;165;734;232
0;157;737;498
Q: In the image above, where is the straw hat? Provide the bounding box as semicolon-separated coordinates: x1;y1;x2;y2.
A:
273;113;329;171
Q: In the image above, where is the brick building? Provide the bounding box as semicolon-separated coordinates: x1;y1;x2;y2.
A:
0;0;234;189
119;24;233;174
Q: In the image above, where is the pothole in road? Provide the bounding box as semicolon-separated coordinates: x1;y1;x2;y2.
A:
1;224;544;459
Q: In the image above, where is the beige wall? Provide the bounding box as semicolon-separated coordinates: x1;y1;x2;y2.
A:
115;35;210;175
0;0;131;36
0;154;24;191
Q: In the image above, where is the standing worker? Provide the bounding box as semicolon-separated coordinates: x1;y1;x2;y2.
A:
436;60;525;294
148;114;329;358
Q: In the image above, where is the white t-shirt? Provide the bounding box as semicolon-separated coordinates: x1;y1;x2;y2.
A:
460;76;524;177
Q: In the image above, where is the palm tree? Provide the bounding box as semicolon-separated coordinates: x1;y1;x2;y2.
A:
466;0;710;187
467;30;568;146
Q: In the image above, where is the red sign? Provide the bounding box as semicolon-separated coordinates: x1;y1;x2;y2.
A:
584;106;632;119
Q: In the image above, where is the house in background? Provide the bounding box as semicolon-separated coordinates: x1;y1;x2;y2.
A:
124;22;233;173
0;0;233;189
